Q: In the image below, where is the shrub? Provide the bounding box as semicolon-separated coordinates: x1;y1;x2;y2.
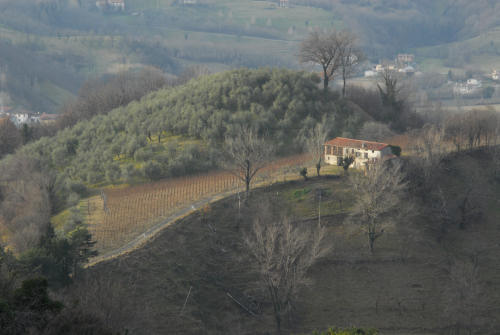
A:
121;163;137;183
67;181;88;197
143;161;163;181
389;145;402;157
300;167;308;181
134;147;153;162
105;163;121;184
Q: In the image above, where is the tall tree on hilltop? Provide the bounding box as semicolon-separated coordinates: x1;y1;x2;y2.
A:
299;30;343;90
338;31;364;97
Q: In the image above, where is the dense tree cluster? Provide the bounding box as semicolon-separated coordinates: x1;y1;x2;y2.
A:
0;118;22;159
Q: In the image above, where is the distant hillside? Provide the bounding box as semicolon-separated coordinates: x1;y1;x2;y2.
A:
0;0;498;111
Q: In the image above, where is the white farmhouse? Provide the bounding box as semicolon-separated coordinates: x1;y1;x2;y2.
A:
10;113;30;126
453;79;482;96
324;137;394;169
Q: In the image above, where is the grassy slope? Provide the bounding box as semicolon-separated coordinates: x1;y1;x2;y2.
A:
80;151;500;335
1;1;337;109
417;29;500;74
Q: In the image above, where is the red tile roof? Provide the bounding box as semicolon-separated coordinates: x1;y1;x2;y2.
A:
40;113;59;121
325;137;389;151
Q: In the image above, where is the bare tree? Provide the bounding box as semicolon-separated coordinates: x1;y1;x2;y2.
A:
304;121;329;177
413;124;450;179
0;118;22;159
443;256;485;335
244;205;328;334
224;127;274;196
0;155;52;253
299;30;343;90
445;109;500;151
337;31;364;97
349;160;411;253
57;67;168;129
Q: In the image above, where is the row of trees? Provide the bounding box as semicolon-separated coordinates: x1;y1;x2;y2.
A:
444;108;500;151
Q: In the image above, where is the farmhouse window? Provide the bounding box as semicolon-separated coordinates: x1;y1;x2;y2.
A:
356;152;360;157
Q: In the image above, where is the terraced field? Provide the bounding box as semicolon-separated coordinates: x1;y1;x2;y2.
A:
84;154;311;256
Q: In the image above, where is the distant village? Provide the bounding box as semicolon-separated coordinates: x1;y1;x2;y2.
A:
0;106;58;127
96;0;126;11
364;53;499;99
364;54;418;77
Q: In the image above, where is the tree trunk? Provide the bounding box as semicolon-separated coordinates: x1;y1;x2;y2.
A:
316;161;321;177
323;68;329;90
369;231;375;253
245;159;251;196
275;313;282;335
369;237;374;253
342;72;347;97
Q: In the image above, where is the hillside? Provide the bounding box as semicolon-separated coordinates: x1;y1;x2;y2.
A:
1;0;499;111
2;68;372;253
73;148;500;335
17;68;343;185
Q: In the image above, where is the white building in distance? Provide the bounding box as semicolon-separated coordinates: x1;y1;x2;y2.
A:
324;137;394;169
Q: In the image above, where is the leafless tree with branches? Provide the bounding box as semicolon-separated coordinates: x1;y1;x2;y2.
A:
349;160;412;253
243;204;328;334
443;256;485;335
337;31;364;97
299;30;343;90
304;121;329;177
224;127;274;196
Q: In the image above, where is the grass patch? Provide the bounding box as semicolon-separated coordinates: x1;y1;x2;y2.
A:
291;187;311;200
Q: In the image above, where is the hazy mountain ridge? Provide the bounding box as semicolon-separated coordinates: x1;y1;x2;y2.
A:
0;0;499;111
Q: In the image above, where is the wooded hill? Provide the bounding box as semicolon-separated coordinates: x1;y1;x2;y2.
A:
0;68;369;253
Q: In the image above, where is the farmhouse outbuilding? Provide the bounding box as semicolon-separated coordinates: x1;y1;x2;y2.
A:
324;137;394;169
